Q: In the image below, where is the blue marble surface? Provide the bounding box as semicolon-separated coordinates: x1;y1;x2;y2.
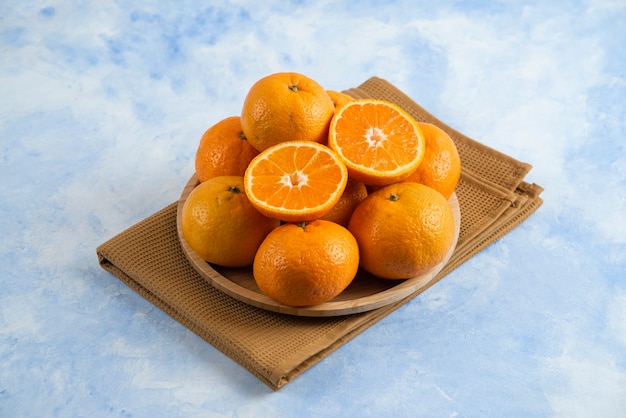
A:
1;1;625;416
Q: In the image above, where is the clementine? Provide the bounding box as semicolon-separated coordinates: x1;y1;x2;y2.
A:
320;179;368;227
348;182;455;279
253;220;359;307
241;72;335;151
326;89;354;110
404;122;461;199
194;116;259;183
328;99;425;186
181;176;280;267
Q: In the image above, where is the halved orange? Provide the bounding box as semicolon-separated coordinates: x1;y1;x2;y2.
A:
328;99;426;186
244;141;348;222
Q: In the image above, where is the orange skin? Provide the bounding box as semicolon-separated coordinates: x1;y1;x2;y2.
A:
241;72;335;152
181;176;279;267
320;179;368;227
326;89;355;110
404;122;461;199
348;182;455;279
253;220;359;307
194;116;259;183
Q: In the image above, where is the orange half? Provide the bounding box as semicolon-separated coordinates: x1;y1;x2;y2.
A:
328;99;425;186
244;141;348;222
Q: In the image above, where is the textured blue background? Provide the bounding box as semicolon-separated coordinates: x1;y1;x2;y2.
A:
1;1;625;417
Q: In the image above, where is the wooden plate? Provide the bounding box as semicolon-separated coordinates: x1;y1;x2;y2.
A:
176;174;460;317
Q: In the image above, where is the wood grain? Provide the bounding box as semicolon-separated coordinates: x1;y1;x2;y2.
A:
176;174;461;317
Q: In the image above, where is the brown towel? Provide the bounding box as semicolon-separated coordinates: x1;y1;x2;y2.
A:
97;77;543;390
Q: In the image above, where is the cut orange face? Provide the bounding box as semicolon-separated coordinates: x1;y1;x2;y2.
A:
244;141;348;222
328;99;425;186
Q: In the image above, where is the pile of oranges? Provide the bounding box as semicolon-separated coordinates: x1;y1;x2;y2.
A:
181;72;461;307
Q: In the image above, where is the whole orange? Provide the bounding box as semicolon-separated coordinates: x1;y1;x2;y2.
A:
326;89;354;110
253;220;360;307
181;176;280;267
348;182;455;279
241;72;335;152
320;179;368;227
404;123;461;199
194;116;259;183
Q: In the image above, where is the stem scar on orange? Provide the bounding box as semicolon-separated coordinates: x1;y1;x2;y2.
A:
243;141;348;222
328;99;426;186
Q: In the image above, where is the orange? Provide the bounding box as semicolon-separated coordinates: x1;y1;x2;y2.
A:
253;220;359;306
241;72;335;152
194;116;259;183
320;179;368;227
348;182;455;279
404;122;461;199
328;99;426;186
326;89;354;110
180;176;280;267
243;141;348;222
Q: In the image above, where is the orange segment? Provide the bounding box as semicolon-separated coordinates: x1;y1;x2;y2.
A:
244;141;348;222
328;99;425;186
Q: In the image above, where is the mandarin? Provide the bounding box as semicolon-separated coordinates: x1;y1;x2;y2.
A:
180;176;279;267
326;89;355;110
253;220;359;307
328;99;425;186
320;178;368;227
404;122;461;199
243;141;348;222
348;182;455;279
194;116;259;183
241;72;335;152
